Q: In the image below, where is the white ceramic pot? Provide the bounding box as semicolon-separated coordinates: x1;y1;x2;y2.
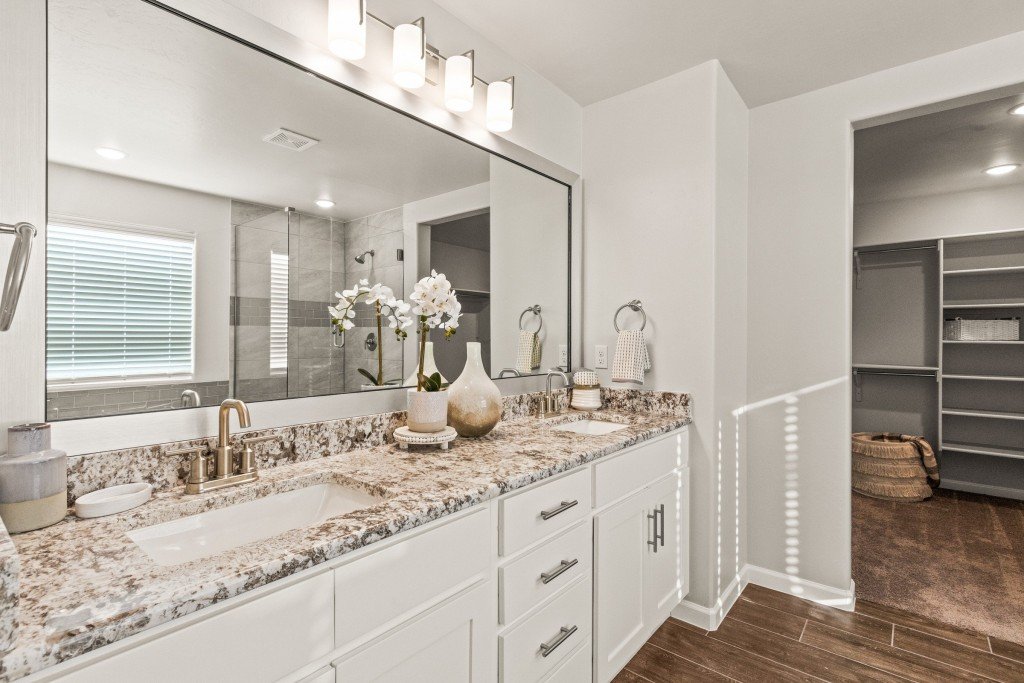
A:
406;388;449;433
447;342;501;437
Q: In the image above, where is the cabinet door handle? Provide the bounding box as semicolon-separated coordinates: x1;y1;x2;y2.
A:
540;558;579;584
539;624;578;657
540;499;578;520
648;503;665;552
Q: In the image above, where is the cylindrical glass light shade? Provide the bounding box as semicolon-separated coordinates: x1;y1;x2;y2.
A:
486;79;514;132
327;0;366;60
444;54;475;112
392;22;425;89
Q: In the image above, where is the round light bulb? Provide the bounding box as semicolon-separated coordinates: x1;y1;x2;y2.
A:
315;199;335;209
95;147;127;160
444;54;475;112
327;0;366;60
486;80;514;133
392;23;425;89
984;164;1020;176
1009;103;1024;116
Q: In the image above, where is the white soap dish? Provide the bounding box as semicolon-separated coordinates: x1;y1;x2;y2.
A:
74;483;152;519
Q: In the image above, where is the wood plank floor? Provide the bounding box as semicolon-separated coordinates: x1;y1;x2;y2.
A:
615;584;1024;682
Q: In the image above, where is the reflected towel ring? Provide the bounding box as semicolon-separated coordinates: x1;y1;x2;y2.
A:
613;299;646;332
519;304;542;332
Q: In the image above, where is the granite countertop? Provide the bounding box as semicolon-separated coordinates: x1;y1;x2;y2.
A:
0;402;690;679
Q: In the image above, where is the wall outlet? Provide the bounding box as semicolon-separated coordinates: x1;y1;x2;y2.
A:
558;345;568;368
595;345;608;369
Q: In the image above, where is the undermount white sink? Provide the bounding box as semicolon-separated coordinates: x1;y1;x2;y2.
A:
551;419;628;436
128;483;382;566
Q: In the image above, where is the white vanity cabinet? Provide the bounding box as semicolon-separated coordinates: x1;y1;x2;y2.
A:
30;427;689;683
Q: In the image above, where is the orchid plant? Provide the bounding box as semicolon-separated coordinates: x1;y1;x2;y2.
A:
409;270;462;391
329;279;413;386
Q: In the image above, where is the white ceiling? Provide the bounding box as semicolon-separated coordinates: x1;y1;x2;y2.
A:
855;92;1024;204
428;0;1024;107
48;0;489;220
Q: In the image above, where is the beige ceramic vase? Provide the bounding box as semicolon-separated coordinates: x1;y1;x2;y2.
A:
447;342;502;437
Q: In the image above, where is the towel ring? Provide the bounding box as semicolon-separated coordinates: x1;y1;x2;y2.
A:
519;305;542;332
613;299;646;332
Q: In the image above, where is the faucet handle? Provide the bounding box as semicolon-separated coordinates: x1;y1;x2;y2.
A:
165;445;211;485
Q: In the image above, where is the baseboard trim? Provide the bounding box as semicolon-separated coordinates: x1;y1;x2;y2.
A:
671;571;746;631
941;479;1024;502
744;564;856;612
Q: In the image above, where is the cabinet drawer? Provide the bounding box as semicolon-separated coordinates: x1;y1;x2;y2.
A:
500;469;591;556
500;521;591;625
58;571;334;683
543;642;591;683
334;508;489;647
593;429;687;507
500;577;591;682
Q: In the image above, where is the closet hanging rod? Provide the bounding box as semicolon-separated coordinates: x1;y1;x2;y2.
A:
852;369;936;378
854;245;937;256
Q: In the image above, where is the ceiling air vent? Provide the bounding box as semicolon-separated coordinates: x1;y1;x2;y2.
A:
262;128;319;151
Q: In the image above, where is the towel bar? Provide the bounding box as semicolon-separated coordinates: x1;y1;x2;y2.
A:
0;221;36;331
519;304;542;331
613;299;646;332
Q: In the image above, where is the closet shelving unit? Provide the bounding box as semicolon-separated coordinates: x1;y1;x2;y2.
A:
853;229;1024;492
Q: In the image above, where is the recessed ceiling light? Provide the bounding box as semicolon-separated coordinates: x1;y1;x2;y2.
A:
315;198;336;209
1010;103;1024;116
95;147;126;160
984;164;1020;176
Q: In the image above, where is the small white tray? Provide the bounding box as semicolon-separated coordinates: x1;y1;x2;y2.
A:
394;426;458;450
74;482;152;519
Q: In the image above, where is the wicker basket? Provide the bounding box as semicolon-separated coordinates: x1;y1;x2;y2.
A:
944;317;1019;341
851;433;939;502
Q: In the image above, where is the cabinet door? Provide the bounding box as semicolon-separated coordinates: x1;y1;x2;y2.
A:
333;581;494;683
593;489;648;683
644;470;688;626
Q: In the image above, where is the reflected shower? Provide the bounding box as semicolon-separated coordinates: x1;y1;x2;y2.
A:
354;249;375;264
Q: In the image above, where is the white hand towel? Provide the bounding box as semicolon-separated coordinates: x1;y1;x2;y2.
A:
612;329;650;384
515;330;541;374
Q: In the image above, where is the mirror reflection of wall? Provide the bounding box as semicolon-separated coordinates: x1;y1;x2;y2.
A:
44;0;570;422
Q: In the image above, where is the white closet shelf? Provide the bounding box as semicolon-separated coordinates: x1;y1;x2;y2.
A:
942;339;1024;345
942;300;1024;309
943;374;1024;382
853;364;938;372
941;408;1024;421
941;442;1024;460
943;265;1024;276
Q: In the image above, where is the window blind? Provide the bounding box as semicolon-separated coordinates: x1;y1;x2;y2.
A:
269;250;289;373
46;221;195;383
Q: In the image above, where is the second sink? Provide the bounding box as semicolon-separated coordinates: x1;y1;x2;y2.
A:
128;483;382;566
552;419;628;436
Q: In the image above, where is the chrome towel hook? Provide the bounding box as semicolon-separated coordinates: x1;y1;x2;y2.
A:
613;299;646;332
0;222;37;331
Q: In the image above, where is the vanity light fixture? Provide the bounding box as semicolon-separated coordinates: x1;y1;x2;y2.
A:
392;17;426;89
486;76;514;133
327;0;366;61
95;147;126;160
315;198;336;209
444;50;475;112
984;163;1020;176
1010;103;1024;116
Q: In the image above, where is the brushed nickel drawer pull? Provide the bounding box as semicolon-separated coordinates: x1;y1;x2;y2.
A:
647;503;664;552
539;624;578;657
540;558;579;584
540;499;578;520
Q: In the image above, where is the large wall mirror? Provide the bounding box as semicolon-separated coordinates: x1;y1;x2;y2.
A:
45;0;571;421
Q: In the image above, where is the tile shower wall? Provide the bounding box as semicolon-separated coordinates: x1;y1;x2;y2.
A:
46;380;229;420
341;208;406;389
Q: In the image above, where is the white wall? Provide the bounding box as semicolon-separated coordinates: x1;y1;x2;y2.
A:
747;30;1024;596
581;61;748;613
490;156;570;374
48;164;232;384
855;184;1024;246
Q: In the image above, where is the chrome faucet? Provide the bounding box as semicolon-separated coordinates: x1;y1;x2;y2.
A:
179;389;200;408
540;369;571;418
184;399;258;494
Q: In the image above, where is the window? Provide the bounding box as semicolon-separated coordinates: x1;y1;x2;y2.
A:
269;250;289;373
46;220;196;385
